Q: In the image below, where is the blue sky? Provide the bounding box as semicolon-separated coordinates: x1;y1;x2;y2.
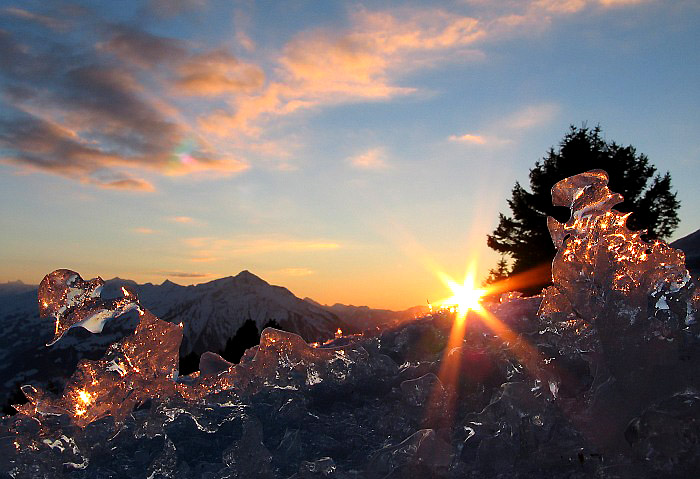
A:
1;0;699;309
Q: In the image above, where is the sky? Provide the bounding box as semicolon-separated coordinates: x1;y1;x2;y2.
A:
0;0;699;309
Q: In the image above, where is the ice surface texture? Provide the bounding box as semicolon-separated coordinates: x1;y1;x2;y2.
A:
38;269;140;345
1;169;700;478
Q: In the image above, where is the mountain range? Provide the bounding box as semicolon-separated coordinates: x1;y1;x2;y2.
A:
0;270;425;412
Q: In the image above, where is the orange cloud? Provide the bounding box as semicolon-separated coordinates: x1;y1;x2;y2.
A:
533;0;588;13
271;268;315;277
598;0;650;6
201;8;485;136
100;177;155;192
449;133;486;144
349;148;389;170
174;50;265;95
170;216;194;223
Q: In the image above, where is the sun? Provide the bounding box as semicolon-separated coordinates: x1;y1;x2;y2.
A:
440;273;487;315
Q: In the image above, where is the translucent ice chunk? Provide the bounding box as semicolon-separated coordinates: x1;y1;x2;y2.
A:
39;269;139;345
540;170;691;320
16;307;183;426
539;169;698;401
18;269;184;426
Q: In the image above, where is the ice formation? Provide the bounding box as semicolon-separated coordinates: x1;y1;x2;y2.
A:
38;269;140;345
17;270;182;427
1;169;699;478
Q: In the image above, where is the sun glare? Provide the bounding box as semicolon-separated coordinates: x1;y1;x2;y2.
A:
440;274;486;315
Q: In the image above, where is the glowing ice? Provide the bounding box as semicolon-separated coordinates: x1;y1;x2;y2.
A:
540;169;699;416
39;269;139;345
540;169;691;323
18;269;184;426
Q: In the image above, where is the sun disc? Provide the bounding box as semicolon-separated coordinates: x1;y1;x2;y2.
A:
441;276;486;314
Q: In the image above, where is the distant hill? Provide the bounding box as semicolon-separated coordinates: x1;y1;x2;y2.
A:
0;280;36;299
671;228;700;279
304;298;428;331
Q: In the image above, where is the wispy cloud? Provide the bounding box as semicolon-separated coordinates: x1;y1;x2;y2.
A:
169;216;195;224
155;271;210;279
597;0;650;6
200;7;487;137
449;133;486;145
183;236;341;261
449;102;560;147
501;103;560;130
349;148;389;170
174;50;265;96
2;7;68;31
271;268;315;277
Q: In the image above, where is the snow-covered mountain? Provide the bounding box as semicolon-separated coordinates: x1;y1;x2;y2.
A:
104;270;347;356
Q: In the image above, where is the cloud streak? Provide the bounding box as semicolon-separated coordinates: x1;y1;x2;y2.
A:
449;133;486;145
449;102;560;147
169;216;195;224
183;236;341;262
155;271;210;279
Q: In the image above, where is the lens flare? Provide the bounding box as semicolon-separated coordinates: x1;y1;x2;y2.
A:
438;271;487;321
442;278;486;315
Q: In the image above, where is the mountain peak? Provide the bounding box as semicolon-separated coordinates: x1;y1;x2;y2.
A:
233;270;268;286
